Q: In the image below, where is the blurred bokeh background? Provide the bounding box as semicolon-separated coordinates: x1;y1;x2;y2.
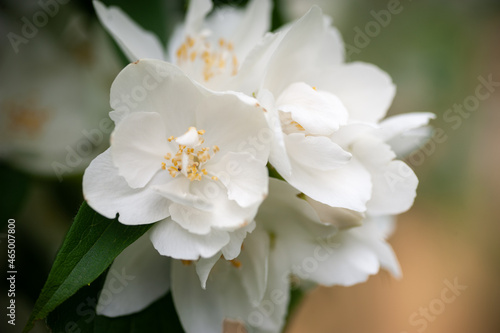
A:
1;0;499;332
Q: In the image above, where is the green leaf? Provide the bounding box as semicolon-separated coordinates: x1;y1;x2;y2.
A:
47;268;185;333
0;162;30;223
24;202;152;332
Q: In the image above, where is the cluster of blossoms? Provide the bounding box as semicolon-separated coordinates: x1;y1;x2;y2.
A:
84;0;434;332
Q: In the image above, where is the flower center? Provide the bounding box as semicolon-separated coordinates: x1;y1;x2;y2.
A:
161;127;220;181
175;35;239;82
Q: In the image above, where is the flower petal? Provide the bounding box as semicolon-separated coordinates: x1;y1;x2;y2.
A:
260;89;293;177
195;92;270;164
110;112;169;188
378;112;435;157
261;6;326;95
312;62;396;123
196;254;223;289
277;82;348;135
305;198;364;230
237;226;270;306
150;219;230;260
285;133;351;171
205;0;272;61
185;0;213;36
220;220;256;260
109;60;199;130
152;176;213;211
377;112;435;142
171;259;253;333
96;233;171;317
283;154;372;212
169;180;259;233
93;1;165;61
208;152;269;208
367;160;418;215
83;149;170;224
353;137;418;215
302;215;401;286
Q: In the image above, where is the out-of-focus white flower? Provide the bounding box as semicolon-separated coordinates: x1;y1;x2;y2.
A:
0;16;121;177
93;0;271;90
236;6;434;215
83;59;270;261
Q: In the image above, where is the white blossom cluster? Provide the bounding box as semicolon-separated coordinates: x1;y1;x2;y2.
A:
83;1;434;332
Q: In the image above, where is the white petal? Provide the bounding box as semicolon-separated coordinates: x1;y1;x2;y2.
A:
110;112;169;188
206;0;272;61
285;133;351;171
258;179;337;239
195;91;270;164
353;137;418;215
249;242;290;332
185;0;213;36
315;25;345;67
209;152;269;207
378;112;435;157
169;181;259;233
329;122;376;150
313;214;402;284
277;82;348;135
388;127;433;158
196;254;222;289
280;133;371;211
237;226;270;306
378;112;435;142
109;60;199;130
83;149;170;224
150;219;230;260
305;198;364;230
297;231;382;286
220;221;256;260
171;259;252;333
367;160;418;215
96;233;171;317
313;62;396;123
172;260;227;333
93;1;165;61
233;31;285;95
152;176;212;211
260;89;292;177
261;6;326;95
194;221;259;291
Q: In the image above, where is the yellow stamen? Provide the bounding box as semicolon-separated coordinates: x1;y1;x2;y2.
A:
230;259;242;268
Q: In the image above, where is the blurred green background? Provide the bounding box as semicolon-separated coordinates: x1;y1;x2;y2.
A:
1;0;499;332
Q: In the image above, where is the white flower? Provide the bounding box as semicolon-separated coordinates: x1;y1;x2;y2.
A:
98;178;401;332
238;6;434;215
93;0;271;90
83;59;270;260
0;17;120;176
